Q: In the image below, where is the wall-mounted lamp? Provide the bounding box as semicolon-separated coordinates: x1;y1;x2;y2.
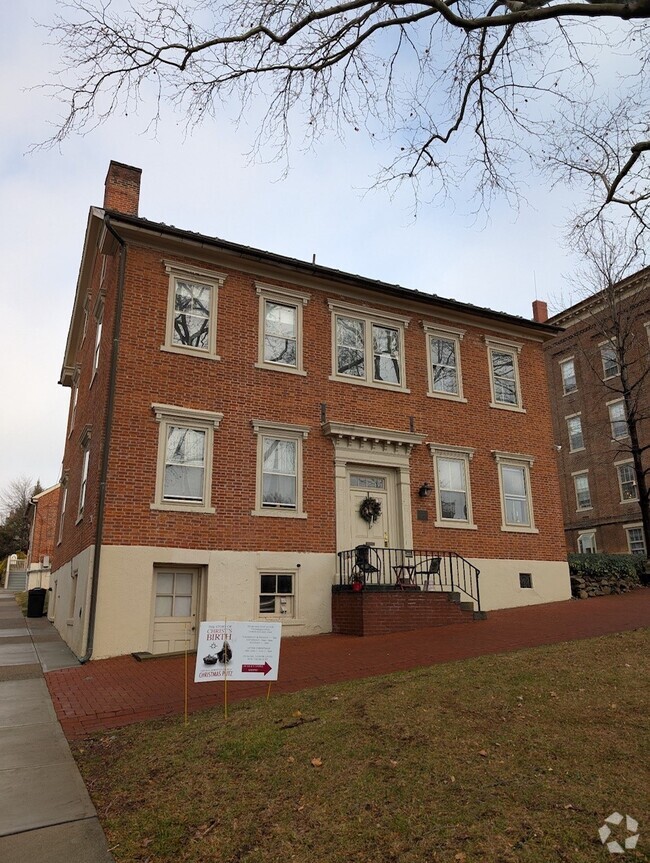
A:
418;482;432;498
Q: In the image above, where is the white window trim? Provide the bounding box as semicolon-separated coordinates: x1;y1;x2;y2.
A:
90;299;104;385
328;300;410;392
599;339;620;381
423;323;466;402
76;435;91;523
485;337;525;413
577;530;597;554
151;403;223;513
607;398;629;440
255;282;310;376
565;412;585;453
252;421;309;518
68;366;81;438
571;470;593;512
257;569;299;620
161;261;226;361
615;459;639;503
559;356;578;395
624;523;647;556
57;483;68;546
428;443;477;530
492;451;538;533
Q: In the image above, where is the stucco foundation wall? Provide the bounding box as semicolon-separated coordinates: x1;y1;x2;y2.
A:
48;545;95;657
91;546;336;659
470;558;571;610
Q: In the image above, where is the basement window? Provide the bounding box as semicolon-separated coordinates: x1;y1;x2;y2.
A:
519;573;533;589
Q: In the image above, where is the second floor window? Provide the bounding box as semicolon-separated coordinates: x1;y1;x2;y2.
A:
430;337;459;396
78;448;90;518
617;463;638;501
163;426;207;503
573;473;592;510
608;400;628;439
487;339;523;410
600;342;620;379
560;358;577;394
566;415;584;451
163;262;225;360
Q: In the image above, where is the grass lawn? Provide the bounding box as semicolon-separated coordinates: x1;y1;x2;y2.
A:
14;591;27;615
72;630;649;863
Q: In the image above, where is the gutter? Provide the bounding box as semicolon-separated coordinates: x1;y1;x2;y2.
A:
80;215;127;663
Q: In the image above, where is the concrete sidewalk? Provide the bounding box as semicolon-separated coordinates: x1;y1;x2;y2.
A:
0;590;113;863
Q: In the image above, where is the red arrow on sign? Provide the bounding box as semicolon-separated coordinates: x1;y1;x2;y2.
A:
241;662;272;675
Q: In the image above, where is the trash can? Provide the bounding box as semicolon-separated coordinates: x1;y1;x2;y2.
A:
27;587;47;618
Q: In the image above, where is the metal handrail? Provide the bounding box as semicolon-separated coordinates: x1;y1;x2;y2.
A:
337;546;481;612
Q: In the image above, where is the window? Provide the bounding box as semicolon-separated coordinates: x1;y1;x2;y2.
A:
259;572;295;618
78;447;90;519
573;472;592;510
578;531;597;554
424;324;465;401
519;573;533;589
57;486;67;545
430;445;476;529
69;368;80;434
329;301;409;390
151;404;223;513
600;342;620;379
560;358;577;394
256;283;309;374
155;571;193;617
493;452;537;532
625;525;647;556
486;338;523;411
252;421;309;518
163;261;225;360
566;414;584;452
608;400;628;440
617;462;638;502
91;306;103;379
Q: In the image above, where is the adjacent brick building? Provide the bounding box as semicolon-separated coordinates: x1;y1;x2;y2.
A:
25;483;61;590
540;270;650;557
50;161;570;659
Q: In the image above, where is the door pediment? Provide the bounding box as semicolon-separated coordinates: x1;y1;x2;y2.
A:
322;421;425;462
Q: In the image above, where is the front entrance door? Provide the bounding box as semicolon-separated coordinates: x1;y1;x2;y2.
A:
152;569;199;655
348;471;396;549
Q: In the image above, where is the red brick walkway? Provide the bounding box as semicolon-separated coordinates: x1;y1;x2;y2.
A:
46;591;650;739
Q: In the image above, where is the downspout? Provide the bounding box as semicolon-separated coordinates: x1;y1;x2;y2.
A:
80;215;126;663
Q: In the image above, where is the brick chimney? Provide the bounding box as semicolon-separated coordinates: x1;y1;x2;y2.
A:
532;299;548;323
103;161;142;216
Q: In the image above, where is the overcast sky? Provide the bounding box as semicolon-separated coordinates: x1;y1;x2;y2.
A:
0;3;589;498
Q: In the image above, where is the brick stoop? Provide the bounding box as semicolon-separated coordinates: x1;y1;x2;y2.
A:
331;586;482;636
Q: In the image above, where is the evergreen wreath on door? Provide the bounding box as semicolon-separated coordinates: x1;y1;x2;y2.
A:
359;495;382;524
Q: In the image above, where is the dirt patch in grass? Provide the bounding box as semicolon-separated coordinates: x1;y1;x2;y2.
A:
73;630;649;863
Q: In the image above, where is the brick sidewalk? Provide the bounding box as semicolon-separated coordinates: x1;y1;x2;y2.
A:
46;591;650;739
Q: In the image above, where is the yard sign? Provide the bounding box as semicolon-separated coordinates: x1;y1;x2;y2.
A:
194;621;281;683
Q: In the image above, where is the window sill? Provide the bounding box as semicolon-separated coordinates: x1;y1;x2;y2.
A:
576;507;593;513
160;345;221;362
328;375;410;394
258;618;305;626
433;521;478;530
251;509;308;519
620;499;640;505
255;362;306;377
489;402;526;414
75;515;83;525
569;447;586;453
563;390;578;396
427;392;467;403
150;503;216;514
500;525;539;534
66;619;74;627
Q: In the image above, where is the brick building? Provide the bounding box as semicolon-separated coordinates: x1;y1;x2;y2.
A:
539;270;650;557
25;483;61;590
50;161;570;660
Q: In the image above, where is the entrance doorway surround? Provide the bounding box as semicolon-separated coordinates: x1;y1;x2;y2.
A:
322;420;425;553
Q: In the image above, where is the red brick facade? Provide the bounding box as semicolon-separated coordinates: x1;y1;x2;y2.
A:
27;485;61;568
545;275;650;556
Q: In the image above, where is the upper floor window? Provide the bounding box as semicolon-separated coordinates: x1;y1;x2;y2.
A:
573;472;592;510
608;400;628;440
252;421;309;518
328;301;409;391
560;358;577;394
424;324;466;401
162;261;225;360
493;451;537;533
78;446;90;520
69;368;80;435
429;444;476;529
625;524;647;556
616;462;638;502
566;414;584;452
256;283;309;375
151;404;223;513
57;485;67;545
600;342;620;379
486;338;524;411
91;304;103;380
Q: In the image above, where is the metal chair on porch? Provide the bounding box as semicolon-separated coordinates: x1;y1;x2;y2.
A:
414;556;442;591
352;544;381;585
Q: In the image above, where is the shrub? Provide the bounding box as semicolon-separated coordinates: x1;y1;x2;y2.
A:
568;553;644;583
